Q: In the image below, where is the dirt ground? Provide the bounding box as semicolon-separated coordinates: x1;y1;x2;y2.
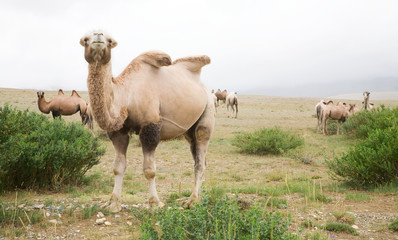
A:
1;88;398;240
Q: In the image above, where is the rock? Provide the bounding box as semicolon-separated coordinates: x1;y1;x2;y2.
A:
96;218;106;225
49;219;58;224
115;214;121;218
352;225;359;229
18;204;26;208
97;212;105;218
33;204;45;209
127;221;132;226
104;221;111;226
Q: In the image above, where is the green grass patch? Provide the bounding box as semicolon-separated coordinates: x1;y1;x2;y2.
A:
389;217;398;232
345;192;373;202
325;222;358;235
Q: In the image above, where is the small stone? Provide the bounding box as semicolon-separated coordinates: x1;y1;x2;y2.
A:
96;218;106;225
18;204;26;208
104;221;111;226
97;212;105;218
115;214;121;218
132;204;139;208
33;204;45;209
49;219;58;224
46;212;51;217
126;221;132;226
352;225;359;229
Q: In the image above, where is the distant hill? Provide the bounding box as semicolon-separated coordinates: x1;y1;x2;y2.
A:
328;92;398;100
242;77;398;98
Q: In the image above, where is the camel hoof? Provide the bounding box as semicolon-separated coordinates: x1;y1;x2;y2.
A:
109;193;122;213
181;196;198;209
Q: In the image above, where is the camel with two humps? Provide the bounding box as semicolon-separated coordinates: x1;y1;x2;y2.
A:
80;30;215;212
37;90;87;119
321;101;349;135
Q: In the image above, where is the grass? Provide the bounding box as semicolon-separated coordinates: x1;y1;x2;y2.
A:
345;192;373;202
1;89;398;239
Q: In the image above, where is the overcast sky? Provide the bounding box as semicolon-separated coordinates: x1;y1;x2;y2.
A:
1;0;397;97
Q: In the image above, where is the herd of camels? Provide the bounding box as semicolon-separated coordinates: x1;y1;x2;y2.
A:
315;91;374;135
34;30;375;212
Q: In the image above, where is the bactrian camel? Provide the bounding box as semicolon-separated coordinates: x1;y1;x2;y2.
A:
226;92;238;118
80;31;215;212
215;89;228;104
322;101;349;135
82;103;95;135
37;90;87;119
315;99;326;132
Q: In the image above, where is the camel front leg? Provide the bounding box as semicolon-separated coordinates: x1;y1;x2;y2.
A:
108;131;130;212
139;123;163;207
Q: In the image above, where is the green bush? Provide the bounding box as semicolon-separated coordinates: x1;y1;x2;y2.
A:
324;222;358;235
389;217;398;232
326;126;398;186
137;193;298;240
231;127;304;155
342;105;398;138
0;104;105;191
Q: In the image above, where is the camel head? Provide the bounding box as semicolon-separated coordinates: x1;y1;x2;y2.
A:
37;91;45;99
80;31;118;64
363;91;370;99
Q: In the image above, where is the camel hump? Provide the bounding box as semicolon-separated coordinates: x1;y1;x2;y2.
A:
138;51;172;68
172;55;211;72
58;89;64;95
72;90;81;97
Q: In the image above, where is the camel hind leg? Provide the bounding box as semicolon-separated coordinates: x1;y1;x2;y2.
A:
108;130;130;212
183;104;215;209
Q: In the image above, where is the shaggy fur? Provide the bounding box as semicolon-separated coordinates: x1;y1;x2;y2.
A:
80;31;215;212
315;100;326;132
37;90;87;119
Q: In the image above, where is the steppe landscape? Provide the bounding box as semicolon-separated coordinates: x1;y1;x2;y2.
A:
1;88;398;239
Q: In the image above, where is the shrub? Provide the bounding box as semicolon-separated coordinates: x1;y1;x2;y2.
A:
326;126;398;186
0;104;105;191
389;217;398;232
231;127;304;155
342;105;398;138
137;193;297;239
324;222;358;235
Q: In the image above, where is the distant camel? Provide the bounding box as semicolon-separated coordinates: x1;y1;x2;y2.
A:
322;101;349;135
362;91;371;110
215;89;228;104
82;103;94;130
226;92;238;118
211;92;218;112
37;90;87;119
315;99;326;132
347;103;360;116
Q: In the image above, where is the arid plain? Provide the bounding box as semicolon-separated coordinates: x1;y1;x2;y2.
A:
1;88;398;239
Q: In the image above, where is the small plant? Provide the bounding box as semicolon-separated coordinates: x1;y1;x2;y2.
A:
389;217;398;232
332;211;356;225
345;192;373;202
0;203;44;227
231;127;304;155
82;205;98;219
325;222;358;235
138;192;297;239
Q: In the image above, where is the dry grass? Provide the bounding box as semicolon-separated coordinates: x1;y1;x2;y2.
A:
1;88;398;239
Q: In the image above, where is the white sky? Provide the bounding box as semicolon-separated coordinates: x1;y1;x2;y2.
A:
1;0;397;97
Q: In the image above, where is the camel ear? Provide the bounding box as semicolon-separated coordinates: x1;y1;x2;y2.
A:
108;38;118;48
80;37;88;47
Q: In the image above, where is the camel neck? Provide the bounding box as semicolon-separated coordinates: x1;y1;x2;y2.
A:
38;97;51;114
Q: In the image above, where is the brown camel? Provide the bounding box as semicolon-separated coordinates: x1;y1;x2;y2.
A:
82;103;94;130
322;101;349;135
215;89;228;104
37;90;87;119
80;31;215;212
226;92;238;118
347;103;360;116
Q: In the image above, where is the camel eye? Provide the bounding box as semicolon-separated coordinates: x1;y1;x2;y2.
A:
108;39;112;44
84;38;88;43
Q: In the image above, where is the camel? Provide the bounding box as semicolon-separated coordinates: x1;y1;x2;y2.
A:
315;99;326;132
321;101;349;135
362;91;372;110
37;90;88;119
80;31;215;212
82;103;94;131
212;92;218;112
226;92;238;118
215;89;228;104
362;100;374;111
347;103;360;116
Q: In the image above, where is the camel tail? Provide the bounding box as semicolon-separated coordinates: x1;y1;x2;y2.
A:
173;55;211;72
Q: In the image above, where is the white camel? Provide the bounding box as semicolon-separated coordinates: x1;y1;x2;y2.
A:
226;92;238;118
